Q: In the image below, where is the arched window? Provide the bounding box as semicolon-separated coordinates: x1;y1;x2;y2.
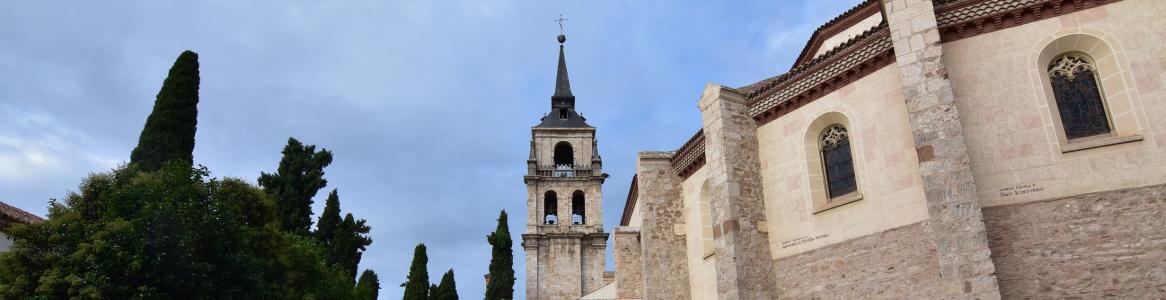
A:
1048;53;1111;139
553;142;574;167
571;190;585;225
821;125;856;198
544;191;558;225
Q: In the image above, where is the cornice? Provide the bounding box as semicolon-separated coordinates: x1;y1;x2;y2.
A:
936;0;1122;42
619;175;638;226
792;0;882;67
671;130;707;179
746;25;895;125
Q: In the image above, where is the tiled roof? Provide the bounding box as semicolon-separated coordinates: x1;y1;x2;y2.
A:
0;201;45;225
671;130;706;178
935;0;1121;42
747;24;895;124
790;0;881;67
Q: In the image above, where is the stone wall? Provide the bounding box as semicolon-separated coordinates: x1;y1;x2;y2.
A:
698;83;777;299
983;184;1166;298
941;0;1166;209
528;236;582;299
772;222;945;298
753;65;930;260
635;152;692;299
884;0;1001;297
613;226;644;299
678;167;718;300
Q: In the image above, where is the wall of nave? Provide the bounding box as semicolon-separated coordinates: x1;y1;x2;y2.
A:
613;0;1166;299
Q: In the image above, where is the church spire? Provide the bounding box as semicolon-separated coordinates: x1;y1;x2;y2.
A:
534;32;591;128
552;34;575;109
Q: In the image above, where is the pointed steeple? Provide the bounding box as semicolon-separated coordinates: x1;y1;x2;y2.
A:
535;34;591;128
552;34;575;109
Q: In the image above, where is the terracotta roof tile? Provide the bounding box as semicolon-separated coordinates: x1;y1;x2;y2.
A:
0;201;45;225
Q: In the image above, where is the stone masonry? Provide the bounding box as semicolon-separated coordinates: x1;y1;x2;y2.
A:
883;0;1001;297
634;152;692;300
983;183;1166;298
697;84;778;299
613;226;645;299
772;222;945;298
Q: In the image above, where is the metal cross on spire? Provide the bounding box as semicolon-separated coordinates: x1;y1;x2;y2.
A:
555;15;568;35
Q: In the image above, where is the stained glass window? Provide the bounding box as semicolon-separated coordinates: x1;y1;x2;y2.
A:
1049;54;1111;139
821;125;857;199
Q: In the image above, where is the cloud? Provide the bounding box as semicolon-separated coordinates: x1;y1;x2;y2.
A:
0;105;121;182
0;0;864;298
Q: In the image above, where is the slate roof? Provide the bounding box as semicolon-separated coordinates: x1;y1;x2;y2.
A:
534;36;593;128
534;108;593;128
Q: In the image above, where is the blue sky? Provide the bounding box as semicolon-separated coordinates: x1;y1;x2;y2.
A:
0;0;862;298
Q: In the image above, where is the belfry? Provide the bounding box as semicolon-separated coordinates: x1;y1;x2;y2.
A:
521;33;609;300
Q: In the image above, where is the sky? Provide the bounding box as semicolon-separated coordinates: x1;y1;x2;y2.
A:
0;0;862;298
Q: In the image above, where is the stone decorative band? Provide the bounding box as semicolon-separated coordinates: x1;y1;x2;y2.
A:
671;130;706;178
619;175;638;226
935;0;1122;42
746;25;895;125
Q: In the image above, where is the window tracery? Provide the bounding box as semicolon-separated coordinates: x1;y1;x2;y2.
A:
1048;53;1111;139
820;125;856;199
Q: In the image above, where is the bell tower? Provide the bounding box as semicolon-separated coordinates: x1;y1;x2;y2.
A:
522;33;609;300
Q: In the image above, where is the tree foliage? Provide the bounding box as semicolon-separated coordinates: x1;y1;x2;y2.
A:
316;189;342;247
0;51;379;299
314;189;372;279
130;50;200;172
484;210;514;300
356;269;380;300
402;243;430;300
430;269;458;300
259;137;333;235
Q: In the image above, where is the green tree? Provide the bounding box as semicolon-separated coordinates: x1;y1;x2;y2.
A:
258;137;333;235
315;189;341;248
356;269;380;300
130;50;200;172
402;243;430;300
0;50;373;300
484;210;514;300
312;189;372;279
333;213;373;278
0;164;261;299
430;269;458;300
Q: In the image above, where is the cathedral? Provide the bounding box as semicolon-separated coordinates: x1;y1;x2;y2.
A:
527;0;1166;299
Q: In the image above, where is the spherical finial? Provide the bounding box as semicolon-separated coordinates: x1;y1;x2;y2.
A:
557;34;566;44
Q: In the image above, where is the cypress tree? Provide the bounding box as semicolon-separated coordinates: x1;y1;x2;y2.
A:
129;50;200;171
484;210;514;300
333;213;372;278
315;189;341;247
431;269;458;300
258;137;332;234
356;269;380;300
402;243;429;300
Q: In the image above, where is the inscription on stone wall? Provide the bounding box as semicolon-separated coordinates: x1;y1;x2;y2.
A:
998;183;1045;198
781;234;829;249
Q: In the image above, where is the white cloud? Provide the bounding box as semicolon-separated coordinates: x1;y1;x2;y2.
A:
0;104;121;183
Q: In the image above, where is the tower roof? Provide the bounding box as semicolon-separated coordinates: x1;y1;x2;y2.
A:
553;37;574;100
536;34;592;128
